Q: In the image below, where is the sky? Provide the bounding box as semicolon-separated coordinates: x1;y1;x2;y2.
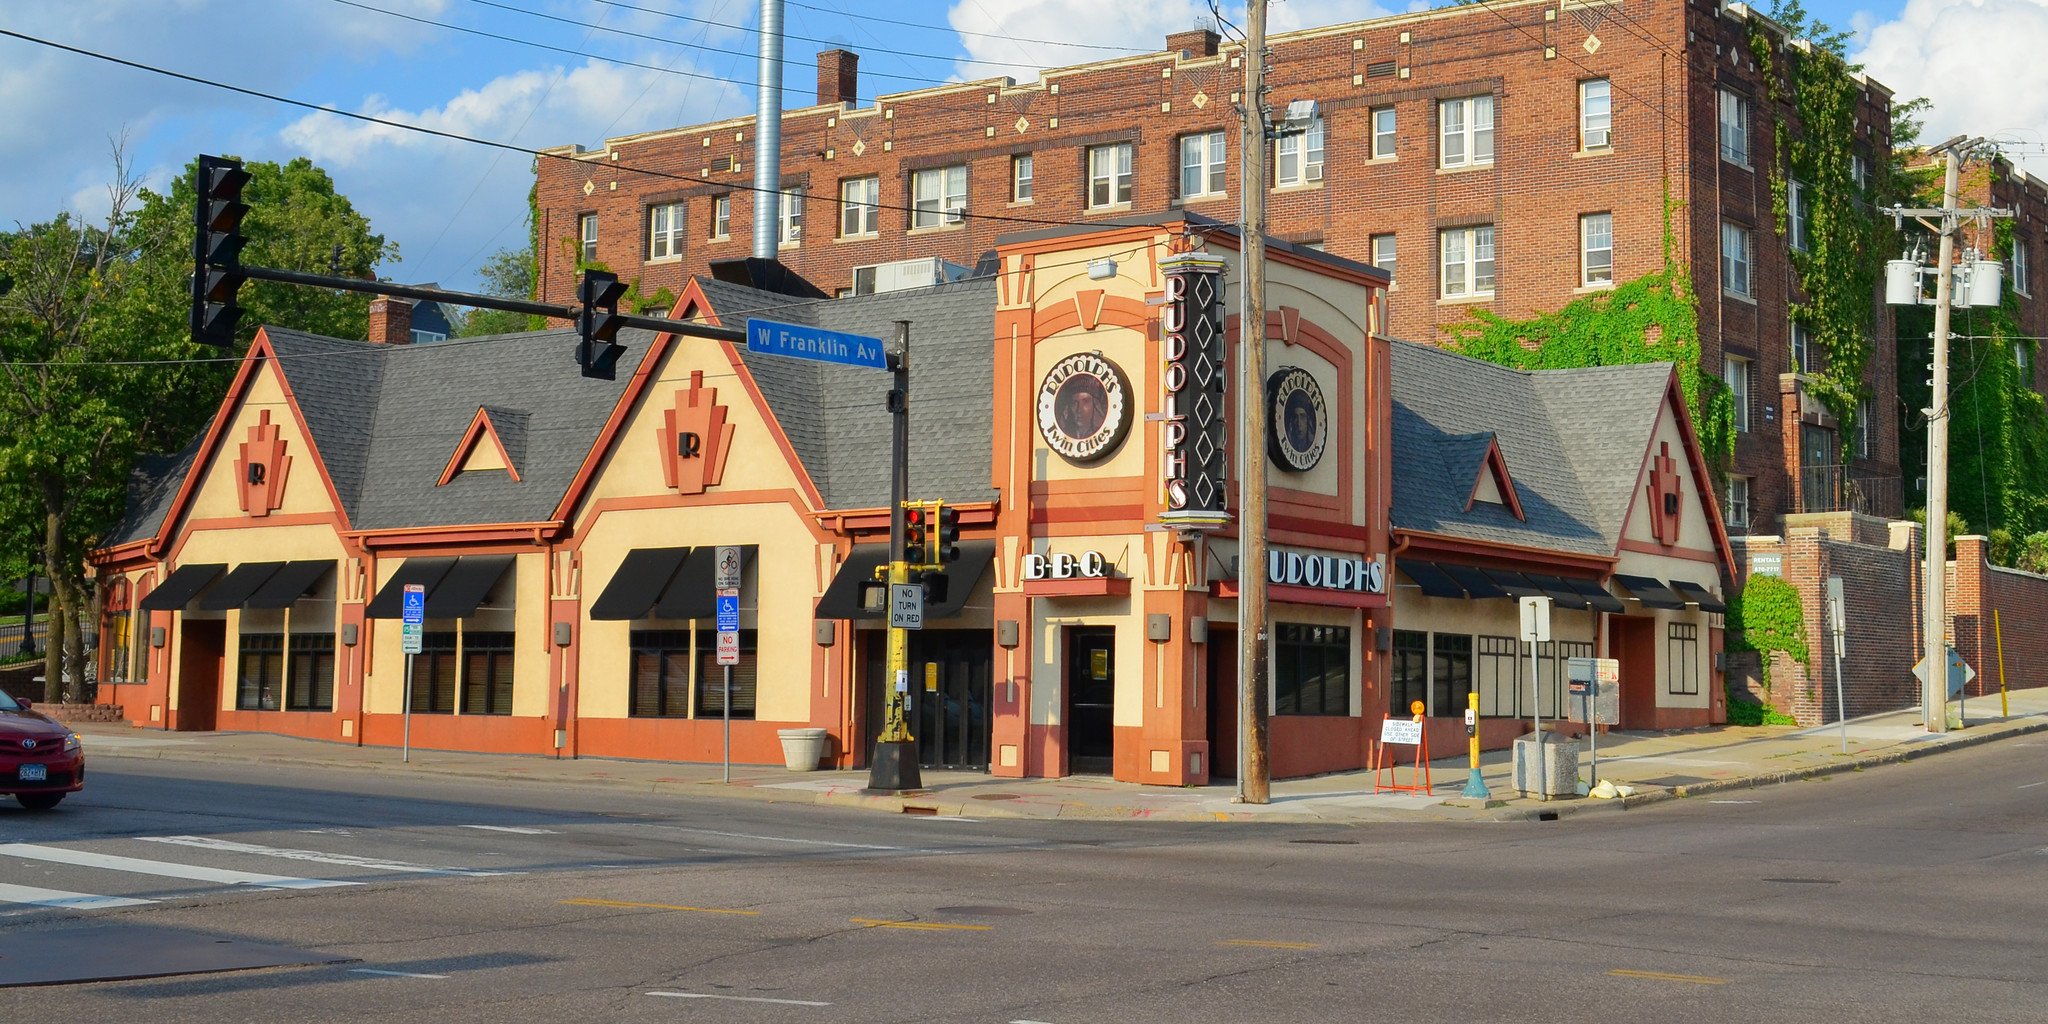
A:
2;0;2041;293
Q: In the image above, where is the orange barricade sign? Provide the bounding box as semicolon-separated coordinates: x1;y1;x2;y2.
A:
1374;702;1432;795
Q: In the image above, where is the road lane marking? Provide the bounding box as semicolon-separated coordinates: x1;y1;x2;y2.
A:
1608;969;1729;985
0;843;355;889
2018;781;2047;789
350;968;448;979
1710;800;1759;804
0;882;157;910
560;898;757;915
646;992;830;1006
635;825;912;851
850;918;992;931
459;825;558;834
137;836;507;877
1216;939;1319;949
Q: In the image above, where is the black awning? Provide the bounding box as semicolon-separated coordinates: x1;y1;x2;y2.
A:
426;556;515;619
1397;561;1467;599
244;560;334;609
652;545;757;621
1565;577;1627;613
1524;573;1589;610
815;545;890;619
1439;563;1505;599
1613;573;1688;610
1668;580;1728;613
195;562;284;611
926;541;997;620
589;548;691;620
137;563;226;611
1484;569;1545;599
365;557;457;618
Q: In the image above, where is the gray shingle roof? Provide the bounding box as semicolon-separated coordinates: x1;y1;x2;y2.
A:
104;433;201;546
1390;341;1672;557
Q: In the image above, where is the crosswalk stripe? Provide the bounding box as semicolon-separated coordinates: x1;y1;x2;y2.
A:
458;825;557;835
0;843;355;889
0;881;157;910
137;836;508;877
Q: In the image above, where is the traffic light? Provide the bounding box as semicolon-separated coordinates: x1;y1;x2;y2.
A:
932;502;960;565
902;503;927;566
191;155;250;348
576;269;629;379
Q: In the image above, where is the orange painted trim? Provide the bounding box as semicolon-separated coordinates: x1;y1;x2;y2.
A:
1394;529;1619;576
548;325;678;524
145;336;274;556
344;521;565;551
1201;228;1391;290
816;501;999;534
669;280;831;512
1023;577;1132;598
437;407;523;486
1211;580;1388;609
1028;505;1146;524
1617;538;1723;563
1462;436;1527;521
1661;374;1739;575
1028;475;1147;496
567;489;833;551
183;512;338;532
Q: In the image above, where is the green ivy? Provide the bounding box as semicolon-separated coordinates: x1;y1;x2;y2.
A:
1725;688;1799;726
1725;573;1810;665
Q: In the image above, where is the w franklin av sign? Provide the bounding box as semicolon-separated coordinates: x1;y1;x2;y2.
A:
1157;252;1230;530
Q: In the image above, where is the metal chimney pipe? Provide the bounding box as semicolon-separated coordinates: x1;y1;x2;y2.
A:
752;0;785;260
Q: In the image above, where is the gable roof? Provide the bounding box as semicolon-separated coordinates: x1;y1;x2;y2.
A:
104;433;203;547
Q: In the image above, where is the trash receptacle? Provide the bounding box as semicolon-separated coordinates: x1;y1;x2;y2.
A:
1512;732;1579;798
777;728;830;771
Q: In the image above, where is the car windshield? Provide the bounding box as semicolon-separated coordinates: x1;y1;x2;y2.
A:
0;689;18;711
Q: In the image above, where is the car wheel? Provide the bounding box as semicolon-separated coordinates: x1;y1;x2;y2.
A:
15;792;65;811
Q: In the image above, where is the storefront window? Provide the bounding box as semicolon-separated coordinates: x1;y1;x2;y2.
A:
630;630;693;718
1275;623;1350;716
413;632;459;714
237;634;284;711
1430;633;1472;717
695;628;757;719
287;634;335;712
1389;629;1428;715
105;605;133;682
1476;635;1518;716
462;632;515;715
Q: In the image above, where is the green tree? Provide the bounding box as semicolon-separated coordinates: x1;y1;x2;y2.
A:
454;245;540;336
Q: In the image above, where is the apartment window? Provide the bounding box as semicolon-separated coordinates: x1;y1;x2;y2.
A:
1725;355;1751;433
1430;633;1473;719
578;213;598;263
1856;398;1873;459
1791;321;1812;373
1851;153;1869;191
1580;79;1612;149
1788;181;1810;252
461;631;515;716
1389;629;1428;718
647;202;685;259
1276;117;1325;186
1440;225;1496;299
1439;95;1495;169
1087;142;1133;208
911;164;967;228
1581;212;1614;286
236;634;284;711
1725;476;1751;529
1667;623;1701;696
2014;237;2031;295
1371;107;1397;159
286;633;335;712
2017;341;2035;383
710;195;731;240
696;628;757;719
839;176;879;237
412;632;459;714
1012;153;1034;202
1371;233;1397;278
1718;90;1749;165
1722;221;1752;297
1180;131;1227;199
777;189;803;247
1275;623;1350;716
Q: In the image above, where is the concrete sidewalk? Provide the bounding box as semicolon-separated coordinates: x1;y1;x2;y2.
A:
71;689;2048;824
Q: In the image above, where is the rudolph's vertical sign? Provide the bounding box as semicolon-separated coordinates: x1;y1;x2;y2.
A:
1158;252;1232;531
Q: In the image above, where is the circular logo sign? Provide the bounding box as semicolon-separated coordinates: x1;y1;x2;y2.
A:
1266;366;1328;472
1037;353;1132;463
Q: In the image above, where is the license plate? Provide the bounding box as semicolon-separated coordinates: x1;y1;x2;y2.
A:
18;764;47;782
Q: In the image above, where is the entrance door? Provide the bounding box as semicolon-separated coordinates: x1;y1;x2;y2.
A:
1066;628;1116;775
175;620;225;731
1206;629;1238;779
861;629;994;770
1610;617;1657;729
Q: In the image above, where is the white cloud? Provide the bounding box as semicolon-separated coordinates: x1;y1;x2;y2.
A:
944;0;1394;84
1856;0;2048;173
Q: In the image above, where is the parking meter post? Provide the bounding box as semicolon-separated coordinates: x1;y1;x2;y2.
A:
1460;691;1490;799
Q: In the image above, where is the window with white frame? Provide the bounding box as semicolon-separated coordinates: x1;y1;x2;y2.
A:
1725;476;1751;528
579;213;598;262
777;189;803;247
1440;225;1495;299
2018;340;2035;383
1372;107;1397;159
711;195;731;239
1722;221;1752;297
1439;95;1495;169
1178;131;1227;199
647;203;684;259
2014;236;2031;295
1852;153;1869;191
1667;623;1700;695
1725;355;1751;432
1276;117;1326;186
1580;78;1612;149
1856;398;1873;458
911;165;967;228
1789;180;1811;251
1581;212;1614;286
1012;153;1033;202
1087;142;1133;208
839;176;879;237
1718;89;1750;165
1372;233;1396;278
1791;321;1812;373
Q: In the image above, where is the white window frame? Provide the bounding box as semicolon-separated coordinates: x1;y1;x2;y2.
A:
839;176;879;237
1180;131;1227;199
711;195;731;240
911;164;967;229
1725;476;1751;528
2014;237;2031;296
1580;79;1612;150
1087;142;1133;209
647;203;684;260
1371;107;1397;159
1855;398;1873;459
1275;118;1326;186
1012;153;1033;203
1851;153;1869;191
1439;95;1495;169
1791;321;1812;374
1718;89;1749;166
1580;212;1614;287
579;213;598;262
1725;355;1751;433
1439;225;1495;299
1788;180;1809;252
1722;221;1752;298
1371;233;1396;279
777;188;803;247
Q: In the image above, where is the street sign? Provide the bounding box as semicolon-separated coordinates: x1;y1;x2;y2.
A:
1518;595;1552;643
745;317;888;370
1567;657;1621;725
715;545;742;591
401;583;425;655
1380;718;1423;746
715;630;739;666
1911;645;1976;697
715;591;739;666
889;582;924;630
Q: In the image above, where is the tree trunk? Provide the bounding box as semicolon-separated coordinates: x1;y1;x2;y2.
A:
41;513;65;705
62;590;87;704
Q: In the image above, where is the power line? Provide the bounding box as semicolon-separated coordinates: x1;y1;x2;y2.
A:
781;0;1147;52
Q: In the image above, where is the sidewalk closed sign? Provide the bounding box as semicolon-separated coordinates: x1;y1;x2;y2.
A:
401;584;425;655
1380;718;1423;746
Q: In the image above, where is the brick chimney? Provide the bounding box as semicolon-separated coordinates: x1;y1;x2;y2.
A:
817;48;859;107
367;296;414;345
1167;28;1220;58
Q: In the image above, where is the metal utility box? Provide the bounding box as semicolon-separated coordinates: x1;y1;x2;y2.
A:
1512;732;1580;798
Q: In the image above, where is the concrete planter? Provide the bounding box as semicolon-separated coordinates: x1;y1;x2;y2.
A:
777;727;829;771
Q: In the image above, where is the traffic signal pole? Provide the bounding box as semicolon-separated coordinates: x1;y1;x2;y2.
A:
869;320;922;792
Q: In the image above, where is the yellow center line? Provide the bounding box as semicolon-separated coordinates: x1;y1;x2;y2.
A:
559;898;758;915
1607;969;1729;985
849;918;993;931
1216;939;1319;950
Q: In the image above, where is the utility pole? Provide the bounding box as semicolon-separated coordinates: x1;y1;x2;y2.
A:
1236;0;1272;804
868;321;922;792
751;0;783;259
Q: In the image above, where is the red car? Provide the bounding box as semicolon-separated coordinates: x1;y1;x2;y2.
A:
1;689;83;810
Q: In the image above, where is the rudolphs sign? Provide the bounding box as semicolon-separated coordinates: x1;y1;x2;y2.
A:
1157;252;1230;531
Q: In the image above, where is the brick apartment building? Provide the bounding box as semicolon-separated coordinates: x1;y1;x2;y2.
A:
534;0;1900;537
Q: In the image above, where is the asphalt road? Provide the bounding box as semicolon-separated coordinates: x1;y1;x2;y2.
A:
2;740;2045;1022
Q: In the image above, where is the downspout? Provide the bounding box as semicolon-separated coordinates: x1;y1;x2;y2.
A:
752;0;784;259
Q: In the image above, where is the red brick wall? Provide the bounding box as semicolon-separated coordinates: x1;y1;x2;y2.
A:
1950;535;2048;698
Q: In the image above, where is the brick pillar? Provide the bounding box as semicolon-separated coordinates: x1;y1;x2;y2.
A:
367;297;413;344
816;49;858;107
1780;373;1804;516
1167;28;1221;57
1783;525;1826;726
1952;535;1987;695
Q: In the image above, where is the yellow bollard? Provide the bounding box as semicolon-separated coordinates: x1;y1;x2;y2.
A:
1459;691;1490;798
1995;608;2009;719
